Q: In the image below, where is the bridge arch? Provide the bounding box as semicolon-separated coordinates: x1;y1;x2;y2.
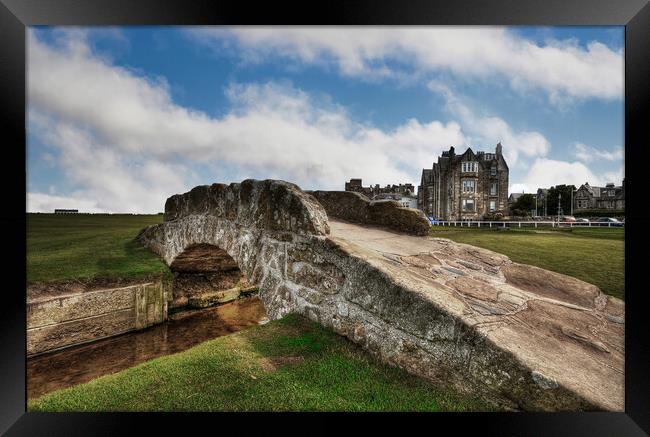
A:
138;179;332;318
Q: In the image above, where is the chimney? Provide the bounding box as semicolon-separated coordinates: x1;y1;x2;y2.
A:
496;142;503;156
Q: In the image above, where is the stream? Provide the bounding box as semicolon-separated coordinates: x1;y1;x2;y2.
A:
27;296;268;400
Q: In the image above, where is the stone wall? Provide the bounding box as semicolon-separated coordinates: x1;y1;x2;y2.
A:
307;190;430;236
137;179;623;411
27;282;166;356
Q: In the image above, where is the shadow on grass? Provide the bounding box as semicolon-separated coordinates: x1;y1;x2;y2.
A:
244;314;497;412
92;239;171;281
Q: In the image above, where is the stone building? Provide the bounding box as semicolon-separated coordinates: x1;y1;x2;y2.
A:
344;179;415;198
417;143;509;220
574;180;625;211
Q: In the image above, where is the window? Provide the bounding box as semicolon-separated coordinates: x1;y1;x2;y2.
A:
462;180;476;193
490;166;497;176
489;200;496;212
462;199;475;211
461;161;478;172
608;190;615;197
490;182;498;196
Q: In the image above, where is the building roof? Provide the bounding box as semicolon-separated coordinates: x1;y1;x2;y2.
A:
508;192;535;202
421;169;432;184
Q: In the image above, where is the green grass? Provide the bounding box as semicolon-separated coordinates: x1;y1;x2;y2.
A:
27;314;494;412
430;226;625;300
27;213;169;284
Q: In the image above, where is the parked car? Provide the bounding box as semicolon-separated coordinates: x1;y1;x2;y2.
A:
596;217;618;222
576;218;590;223
559;215;577;222
596;217;623;226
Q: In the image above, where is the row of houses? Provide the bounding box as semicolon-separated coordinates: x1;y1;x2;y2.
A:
509;180;625;215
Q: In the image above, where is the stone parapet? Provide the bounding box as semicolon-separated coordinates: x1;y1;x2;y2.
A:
308;190;430;236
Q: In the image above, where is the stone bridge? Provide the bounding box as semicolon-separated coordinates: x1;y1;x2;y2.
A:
137;179;624;411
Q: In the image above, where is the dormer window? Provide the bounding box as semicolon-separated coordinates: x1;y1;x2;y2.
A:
461;162;478;172
485;153;494;161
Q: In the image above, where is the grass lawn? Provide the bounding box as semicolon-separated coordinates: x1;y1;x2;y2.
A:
27;213;169;284
430;226;625;300
27;314;494;412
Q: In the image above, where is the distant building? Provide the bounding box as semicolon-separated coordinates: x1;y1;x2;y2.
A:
508;192;537;216
54;209;78;214
373;192;418;209
344;179;415;198
574;180;625;211
507;192;536;205
417;143;509;220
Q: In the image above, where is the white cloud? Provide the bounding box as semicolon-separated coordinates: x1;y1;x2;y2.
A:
28;31;468;213
29;30;621;214
572;142;624;163
188;27;623;102
428;82;551;166
509;158;607;193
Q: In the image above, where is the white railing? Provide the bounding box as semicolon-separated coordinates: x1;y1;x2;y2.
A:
430;220;623;228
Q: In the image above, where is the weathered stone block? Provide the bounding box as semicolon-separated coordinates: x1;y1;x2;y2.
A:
288;262;344;295
27;286;136;329
309;190;430;236
188;287;241;308
27;308;136;356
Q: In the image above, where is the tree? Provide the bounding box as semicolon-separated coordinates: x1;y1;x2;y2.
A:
511;194;536;216
546;184;576;216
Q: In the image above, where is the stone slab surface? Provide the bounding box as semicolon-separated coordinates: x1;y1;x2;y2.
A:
327;220;624;411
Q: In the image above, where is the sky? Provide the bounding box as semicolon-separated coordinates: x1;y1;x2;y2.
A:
27;26;625;213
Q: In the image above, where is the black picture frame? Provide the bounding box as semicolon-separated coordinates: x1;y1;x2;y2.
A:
1;1;648;435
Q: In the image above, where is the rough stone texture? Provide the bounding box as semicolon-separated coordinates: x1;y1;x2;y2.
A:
187;286;254;308
163;179;330;236
308;190;430;236
27;309;136;357
138;179;624;411
27;282;166;356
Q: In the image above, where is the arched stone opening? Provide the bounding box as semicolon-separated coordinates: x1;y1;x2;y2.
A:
169;243;258;312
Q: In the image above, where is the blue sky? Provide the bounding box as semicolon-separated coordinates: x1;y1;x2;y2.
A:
27;26;624;213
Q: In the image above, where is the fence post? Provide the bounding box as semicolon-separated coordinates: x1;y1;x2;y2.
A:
535;222;537;228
